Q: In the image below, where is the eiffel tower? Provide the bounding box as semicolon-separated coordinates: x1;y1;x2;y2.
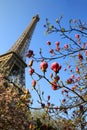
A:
0;15;39;87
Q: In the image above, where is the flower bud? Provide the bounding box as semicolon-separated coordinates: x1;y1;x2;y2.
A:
28;60;33;67
40;61;48;72
32;80;36;88
29;68;34;75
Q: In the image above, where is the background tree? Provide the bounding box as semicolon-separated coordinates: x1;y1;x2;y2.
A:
0;75;31;130
0;75;57;130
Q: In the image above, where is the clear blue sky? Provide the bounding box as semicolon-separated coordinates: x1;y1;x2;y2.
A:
0;0;87;107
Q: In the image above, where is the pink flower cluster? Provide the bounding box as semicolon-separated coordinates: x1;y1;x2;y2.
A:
66;78;73;84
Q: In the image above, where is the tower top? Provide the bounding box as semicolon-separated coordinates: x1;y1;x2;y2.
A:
32;14;40;21
8;14;40;61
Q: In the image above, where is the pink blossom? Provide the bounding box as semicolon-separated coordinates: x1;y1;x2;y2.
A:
55;41;60;46
68;65;71;68
26;50;33;58
75;76;80;82
51;62;61;73
76;67;79;73
32;80;36;87
75;34;80;39
64;68;66;71
51;82;57;90
40;61;48;72
29;68;34;75
56;47;60;51
49;49;54;54
78;53;83;60
64;44;68;49
66;78;73;84
71;74;74;79
48;95;50;100
55;41;60;51
62;99;66;103
72;85;77;91
47;41;51;45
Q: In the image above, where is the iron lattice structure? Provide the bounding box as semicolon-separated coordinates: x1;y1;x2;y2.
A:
0;15;39;87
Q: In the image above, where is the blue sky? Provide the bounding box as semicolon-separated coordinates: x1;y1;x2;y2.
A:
0;0;87;107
